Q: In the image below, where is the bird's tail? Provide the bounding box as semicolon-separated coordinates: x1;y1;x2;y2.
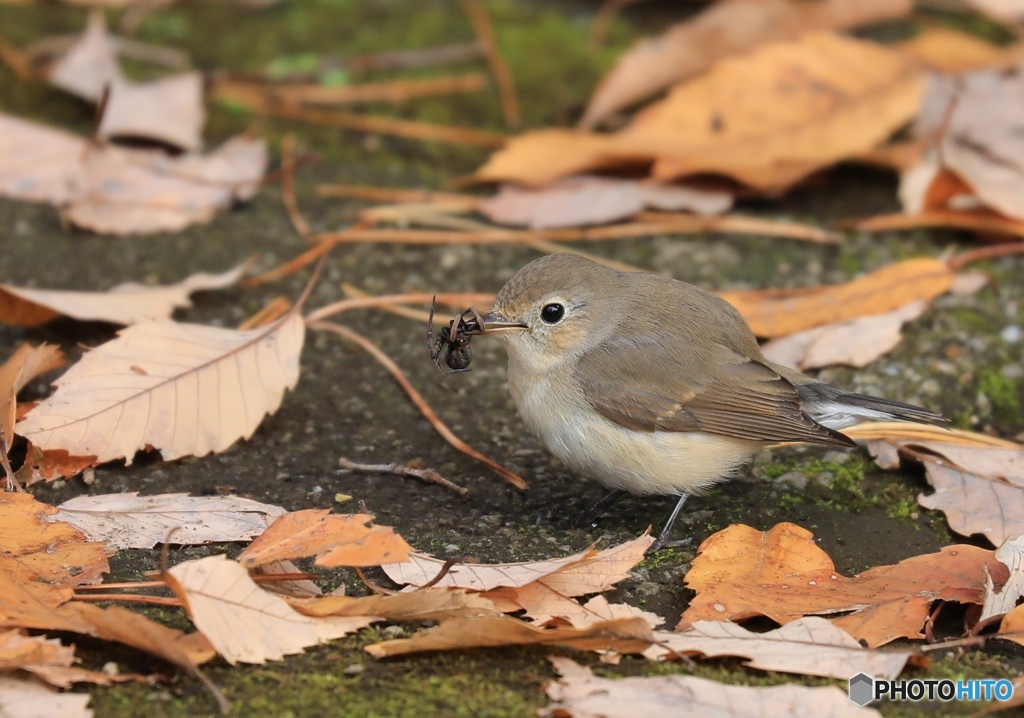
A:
796;383;945;431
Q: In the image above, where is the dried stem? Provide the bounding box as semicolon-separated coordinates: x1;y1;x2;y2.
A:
305;292;495;325
71;593;183;607
353;566;398;596
316;184;480;205
281;133;312;237
308;320;527;490
239;103;508;148
948;241;1024;271
214;74;488;108
589;0;648;47
339;457;470;499
459;0;520;128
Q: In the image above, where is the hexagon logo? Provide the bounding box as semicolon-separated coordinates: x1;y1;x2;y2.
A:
848;673;874;706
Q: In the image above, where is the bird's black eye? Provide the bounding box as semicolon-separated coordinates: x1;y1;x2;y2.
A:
540;303;565;324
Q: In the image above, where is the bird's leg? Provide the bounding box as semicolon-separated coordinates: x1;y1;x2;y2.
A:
647;493;690;554
575;489;626;528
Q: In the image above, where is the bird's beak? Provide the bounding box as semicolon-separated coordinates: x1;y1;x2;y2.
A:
480;309;527;333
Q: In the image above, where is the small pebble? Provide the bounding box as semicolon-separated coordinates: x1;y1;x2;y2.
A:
334;493;352;504
343;664;365;675
1001;325;1022;343
774;471;807;490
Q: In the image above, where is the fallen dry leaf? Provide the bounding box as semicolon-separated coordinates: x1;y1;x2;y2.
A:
645;617;909;680
479;535;656;626
237;510;412;569
478;176;732;229
720;257;953;338
47;12;203;149
982;534;1024;621
897;27;1024;74
581;0;911;129
166;554;373;665
0;493;109;588
0;629;142;689
0;260;249;327
50;492;287;550
997;603;1024;646
47;11;120;102
17;311;304;464
292;587;502;622
902;68;1024;223
0;675;92;718
14;445;97;486
541;656;879;718
865;438;1024;546
364;615;654;658
382;547;594;591
760;300;927;370
678;522;1005;647
0;344;64;451
478;33;924;191
0;113;266;234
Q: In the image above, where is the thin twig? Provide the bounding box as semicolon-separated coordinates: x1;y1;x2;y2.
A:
305;292;495;325
76;573;318;592
851;211;1024;240
0;34;33;80
353;566;398;595
459;0;520;128
238;103;508;148
0;435;22;493
589;0;648;47
311;215;840;246
418;559;459;590
339;457;470;499
948;241;1024;271
71;593;184;607
238;296;292;330
316;184;480;205
213;73;488;108
341;284;434;322
918;635;988;652
309;320;527;491
281;133;311;237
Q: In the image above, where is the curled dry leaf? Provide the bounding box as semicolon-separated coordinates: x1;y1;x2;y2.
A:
982;534;1024;621
645;617;910;680
50;492;287;550
581;0;911;130
47;12;203;150
0;493;109;589
364;615;655;659
678;522;1005;647
760;300;927;370
0;113;267;235
965;0;1024;22
478;176;732;229
166;555;374;665
0;344;64;451
237;510;412;569
17;312;304;465
0;629;143;689
719;258;953;338
478;33;924;192
865;438;1024;546
541;657;880;718
0;676;92;718
0;260;249;327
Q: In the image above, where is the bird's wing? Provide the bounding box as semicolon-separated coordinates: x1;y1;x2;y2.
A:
575;336;854;446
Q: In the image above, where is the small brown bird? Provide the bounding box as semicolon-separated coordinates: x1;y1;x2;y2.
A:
477;254;941;551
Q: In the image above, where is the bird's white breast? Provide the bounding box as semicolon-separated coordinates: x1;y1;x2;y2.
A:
506;353;761;496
